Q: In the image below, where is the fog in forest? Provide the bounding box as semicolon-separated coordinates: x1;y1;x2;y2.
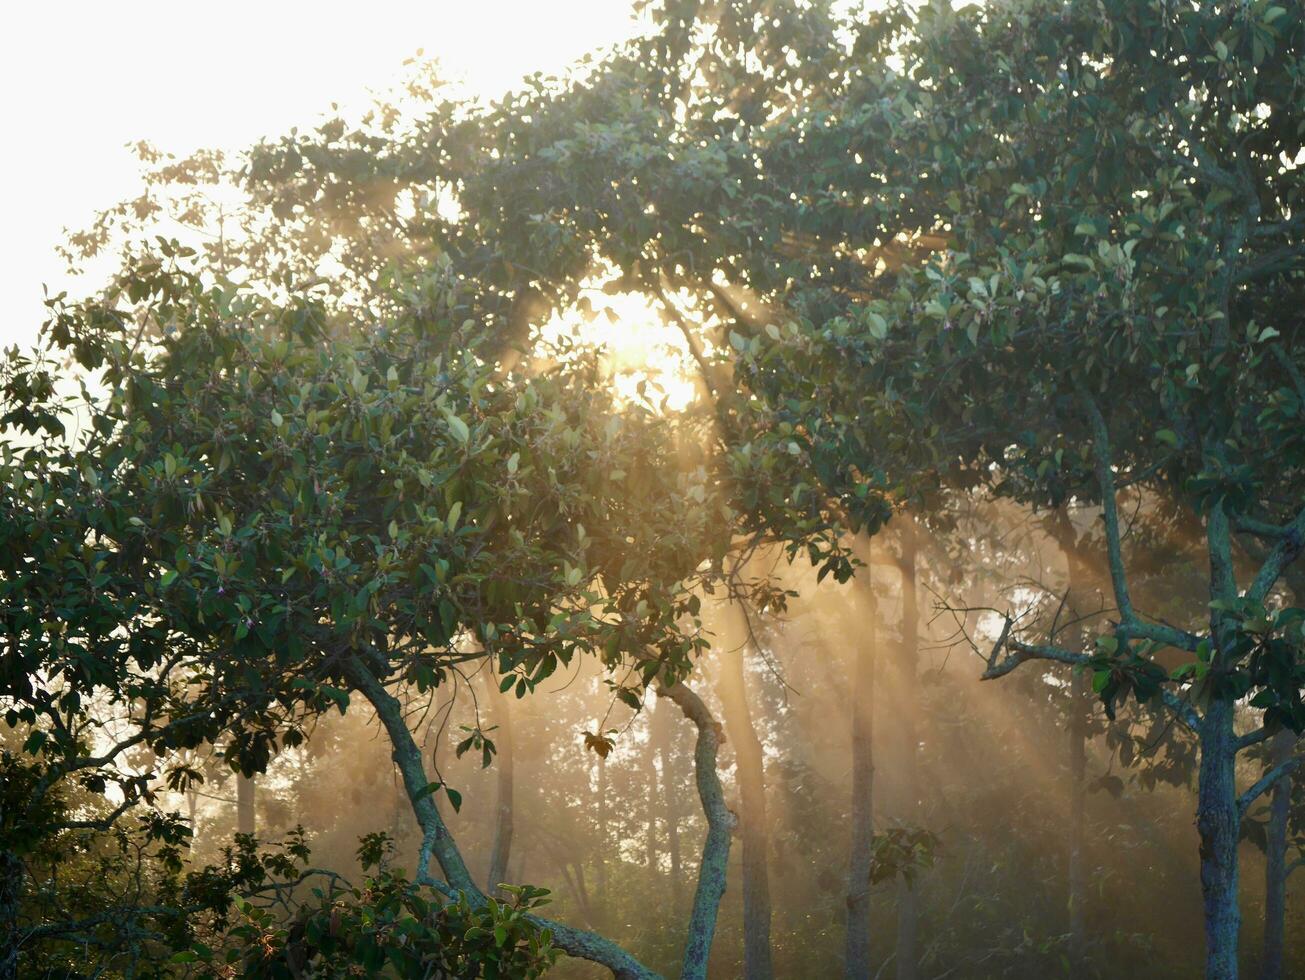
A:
162;500;1274;977
5;2;1304;978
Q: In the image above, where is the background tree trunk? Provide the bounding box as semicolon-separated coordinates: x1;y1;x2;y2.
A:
236;774;256;837
717;625;775;980
894;520;920;980
487;679;514;896
0;850;22;980
596;753;608;910
1261;729;1295;980
845;576;878;980
646;724;659;873
1068;670;1089;974
655;693;685;911
1052;510;1091;976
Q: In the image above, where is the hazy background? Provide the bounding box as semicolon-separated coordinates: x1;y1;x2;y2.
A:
1;0;646;348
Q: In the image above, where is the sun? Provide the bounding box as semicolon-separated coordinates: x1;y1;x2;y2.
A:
541;287;701;412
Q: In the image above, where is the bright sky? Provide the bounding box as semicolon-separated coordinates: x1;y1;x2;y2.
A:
1;1;647;349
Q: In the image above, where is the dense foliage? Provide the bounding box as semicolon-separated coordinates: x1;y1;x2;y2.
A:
4;0;1305;977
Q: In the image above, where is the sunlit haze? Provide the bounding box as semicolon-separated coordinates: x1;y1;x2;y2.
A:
1;1;645;349
5;4;1302;978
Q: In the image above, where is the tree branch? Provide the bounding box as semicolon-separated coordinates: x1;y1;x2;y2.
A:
979;618;1200;732
345;655;659;980
1080;392;1136;626
1246;505;1305;606
1235;725;1275;753
1238;754;1303;816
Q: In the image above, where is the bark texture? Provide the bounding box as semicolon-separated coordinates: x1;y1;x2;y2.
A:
1197;697;1240;980
660;680;735;980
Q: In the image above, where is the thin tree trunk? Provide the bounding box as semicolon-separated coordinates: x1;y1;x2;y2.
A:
659;680;735;980
894;520;921;980
655;694;684;910
237;774;256;837
1197;696;1241;980
1068;669;1089;972
647;722;659;873
1261;729;1294;980
574;860;594;922
486;680;514;896
596;753;609;909
0;850;22;980
514;845;529;887
845;578;878;980
551;852;596;928
1052;510;1090;975
717;625;775;980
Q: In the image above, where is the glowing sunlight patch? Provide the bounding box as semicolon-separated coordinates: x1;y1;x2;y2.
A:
542;288;699;412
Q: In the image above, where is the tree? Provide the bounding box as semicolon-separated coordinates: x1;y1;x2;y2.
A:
709;5;1305;975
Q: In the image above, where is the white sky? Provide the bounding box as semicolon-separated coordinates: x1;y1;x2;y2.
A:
0;1;646;349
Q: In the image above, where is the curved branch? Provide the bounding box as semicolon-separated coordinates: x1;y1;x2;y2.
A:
980;621;1200;732
658;680;736;980
344;656;658;980
1247;505;1305;606
1238;754;1303;816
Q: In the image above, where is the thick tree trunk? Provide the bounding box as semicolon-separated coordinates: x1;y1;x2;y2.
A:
654;694;684;910
1261;730;1294;980
845;580;878;980
1197;696;1241;980
236;774;256;837
487;680;514;896
717;632;775;980
0;850;22;980
660;681;735;980
895;522;920;980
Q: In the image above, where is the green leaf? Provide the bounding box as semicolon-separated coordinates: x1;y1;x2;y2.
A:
446;413;470;444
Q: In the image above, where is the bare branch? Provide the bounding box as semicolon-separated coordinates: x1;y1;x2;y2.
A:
1238;754;1303;816
1246;505;1305;606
